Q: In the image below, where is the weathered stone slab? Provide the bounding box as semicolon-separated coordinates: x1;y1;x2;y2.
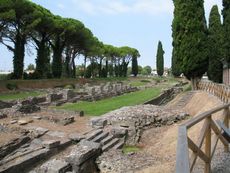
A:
46;93;63;103
0;148;50;173
47;131;66;138
59;116;74;126
16;104;41;114
110;127;128;138
42;140;60;149
68;133;85;142
0;100;15;109
86;129;103;141
0;136;30;159
18;119;33;125
24;126;49;138
65;140;101;166
38;159;71;173
91;118;107;128
62;89;76;100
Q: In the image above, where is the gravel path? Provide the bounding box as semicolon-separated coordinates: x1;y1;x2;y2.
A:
193;145;230;173
211;146;230;173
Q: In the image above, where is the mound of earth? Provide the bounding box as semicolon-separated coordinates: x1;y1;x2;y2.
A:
97;91;226;173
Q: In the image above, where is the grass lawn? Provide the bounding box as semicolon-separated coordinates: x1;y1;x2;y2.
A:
58;87;162;116
0;91;43;101
122;145;141;154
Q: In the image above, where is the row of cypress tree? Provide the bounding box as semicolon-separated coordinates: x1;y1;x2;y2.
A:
172;0;230;87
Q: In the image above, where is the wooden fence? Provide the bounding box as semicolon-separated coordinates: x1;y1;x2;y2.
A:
197;81;230;103
176;81;230;173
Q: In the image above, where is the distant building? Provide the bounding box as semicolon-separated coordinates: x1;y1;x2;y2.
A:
223;62;230;85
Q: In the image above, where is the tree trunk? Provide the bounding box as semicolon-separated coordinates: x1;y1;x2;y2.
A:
52;37;63;78
99;58;102;78
105;60;108;78
191;77;200;90
36;37;49;78
13;33;26;79
71;57;76;78
83;56;87;78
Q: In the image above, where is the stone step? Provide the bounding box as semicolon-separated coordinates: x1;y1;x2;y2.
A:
0;148;51;173
37;159;71;173
86;129;103;141
100;135;114;146
102;138;120;152
52;99;67;106
113;140;125;150
39;102;50;106
92;132;109;143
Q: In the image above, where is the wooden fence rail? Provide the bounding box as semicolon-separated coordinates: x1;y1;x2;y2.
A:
176;81;230;173
197;81;230;103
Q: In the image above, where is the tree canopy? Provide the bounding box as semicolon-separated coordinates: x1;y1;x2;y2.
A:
156;41;164;76
0;0;140;79
223;0;230;64
172;0;208;89
207;5;223;83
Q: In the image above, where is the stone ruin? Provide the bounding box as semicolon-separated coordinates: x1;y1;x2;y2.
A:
0;83;189;173
91;104;189;145
0;82;138;114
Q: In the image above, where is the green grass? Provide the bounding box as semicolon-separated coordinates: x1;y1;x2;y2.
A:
58;87;162;116
130;81;147;87
0;91;43;101
183;84;192;92
122;145;141;154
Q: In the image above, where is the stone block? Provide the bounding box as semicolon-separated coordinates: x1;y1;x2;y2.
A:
17;104;41;114
91;118;108;128
59;116;74;126
18;119;33;125
38;159;71;173
47;131;66;138
0;100;15;109
42;140;60;149
65;140;101;166
110;127;128;138
68;133;85;142
62;89;75;100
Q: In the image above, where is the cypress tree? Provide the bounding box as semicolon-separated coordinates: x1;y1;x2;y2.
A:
156;41;164;76
176;0;208;89
131;57;138;77
207;5;223;83
171;0;182;77
223;0;230;63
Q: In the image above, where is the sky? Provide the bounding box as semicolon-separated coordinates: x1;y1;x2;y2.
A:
0;0;223;71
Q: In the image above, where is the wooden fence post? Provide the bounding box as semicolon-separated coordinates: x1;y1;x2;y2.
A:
205;117;211;173
224;108;229;152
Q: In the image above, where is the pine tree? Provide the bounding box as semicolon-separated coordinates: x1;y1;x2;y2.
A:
174;0;208;89
156;41;164;76
131;57;138;77
223;0;230;63
207;5;223;83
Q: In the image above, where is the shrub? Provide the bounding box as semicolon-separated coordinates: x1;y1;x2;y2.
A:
64;84;75;89
0;74;8;80
140;79;151;83
6;83;18;90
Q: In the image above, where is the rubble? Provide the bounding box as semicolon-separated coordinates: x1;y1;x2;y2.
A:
93;104;189;145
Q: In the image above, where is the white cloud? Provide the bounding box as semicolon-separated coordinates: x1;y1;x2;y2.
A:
71;0;173;16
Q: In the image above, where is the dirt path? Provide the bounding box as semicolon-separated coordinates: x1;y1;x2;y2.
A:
136;91;224;173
